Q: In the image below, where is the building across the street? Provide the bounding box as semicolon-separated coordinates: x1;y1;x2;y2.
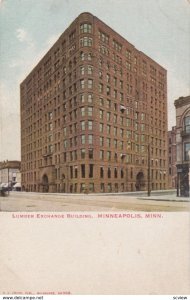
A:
20;12;168;193
168;126;177;189
175;95;190;197
0;160;21;190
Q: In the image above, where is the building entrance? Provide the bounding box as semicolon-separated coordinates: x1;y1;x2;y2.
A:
136;172;145;191
42;174;49;193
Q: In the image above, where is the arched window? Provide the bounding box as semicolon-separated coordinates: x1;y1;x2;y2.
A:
184;115;190;133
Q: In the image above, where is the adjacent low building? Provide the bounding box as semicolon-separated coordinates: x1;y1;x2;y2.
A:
0;160;21;190
175;95;190;197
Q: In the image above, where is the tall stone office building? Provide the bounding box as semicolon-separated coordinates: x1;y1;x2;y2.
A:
20;12;168;193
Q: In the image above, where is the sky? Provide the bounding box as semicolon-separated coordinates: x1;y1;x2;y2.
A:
0;0;190;161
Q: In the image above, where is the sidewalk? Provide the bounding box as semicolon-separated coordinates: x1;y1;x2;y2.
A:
138;194;190;202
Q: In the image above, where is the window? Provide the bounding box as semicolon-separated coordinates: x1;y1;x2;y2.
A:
80;79;85;89
100;167;104;178
88;53;92;60
88;93;93;103
80;23;92;33
88;120;93;130
100;137;104;146
88;107;93;116
99;83;103;93
126;49;131;60
99;109;103;119
107;112;111;122
74;166;78;178
107;99;111;109
49;123;53;131
89;149;93;159
80;51;85;60
80;94;85;103
81;134;85;144
81;164;85;178
87;65;93;75
107;86;110;96
107;151;111;161
114;127;117;136
108;167;111;178
88;134;93;144
100;123;104;132
184;143;190;161
81;107;85;116
89;164;94;178
99;98;104;106
107;125;111;134
106;74;110;83
100;150;104;160
81;148;85;159
107;138;111;147
126;61;131;71
80;37;92;47
184;116;190;133
88;79;93;88
80;66;85;75
99;31;109;44
81;120;85;130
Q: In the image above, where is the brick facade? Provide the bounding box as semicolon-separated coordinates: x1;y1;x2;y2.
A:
20;12;168;193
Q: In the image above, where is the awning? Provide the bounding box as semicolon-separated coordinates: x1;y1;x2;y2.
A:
13;182;21;188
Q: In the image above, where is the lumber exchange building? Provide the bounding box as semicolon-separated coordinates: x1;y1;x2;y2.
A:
20;12;168;193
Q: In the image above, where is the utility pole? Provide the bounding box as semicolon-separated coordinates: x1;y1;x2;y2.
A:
147;144;151;197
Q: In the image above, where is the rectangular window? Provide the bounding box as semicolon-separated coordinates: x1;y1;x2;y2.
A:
81;134;85;144
99;109;104;119
89;149;93;159
88;63;94;74
80;79;85;89
88;107;93;116
88;93;93;103
89;164;94;178
80;23;92;33
81;121;85;130
100;137;104;147
99;83;103;93
107;138;111;147
184;143;190;160
100;150;104;160
184;116;190;133
81;107;85;116
107;125;111;134
88;79;93;88
100;167;104;178
81;164;85;178
88;134;93;144
107;151;111;161
88;120;93;130
107;112;111;122
80;66;85;75
80;37;92;47
81;148;85;159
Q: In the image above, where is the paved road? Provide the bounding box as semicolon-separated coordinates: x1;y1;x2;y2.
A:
0;192;189;212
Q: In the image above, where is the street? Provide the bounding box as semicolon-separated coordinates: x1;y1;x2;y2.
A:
0;191;189;212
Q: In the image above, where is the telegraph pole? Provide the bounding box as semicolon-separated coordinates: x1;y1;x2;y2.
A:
147;144;151;196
